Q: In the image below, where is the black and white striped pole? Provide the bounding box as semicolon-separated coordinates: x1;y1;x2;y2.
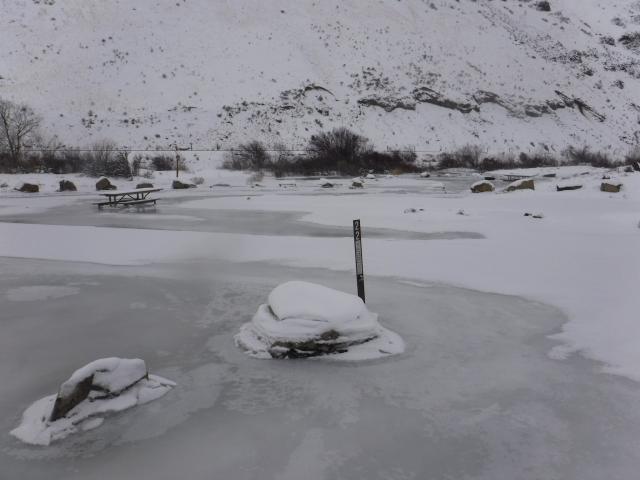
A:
352;219;365;303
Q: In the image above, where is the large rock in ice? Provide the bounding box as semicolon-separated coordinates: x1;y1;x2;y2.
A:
10;357;175;446
50;358;148;421
235;281;404;360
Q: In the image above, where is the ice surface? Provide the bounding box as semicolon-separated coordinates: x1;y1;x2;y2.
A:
3;258;640;479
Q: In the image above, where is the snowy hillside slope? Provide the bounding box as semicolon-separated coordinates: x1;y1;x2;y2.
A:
2;0;640;154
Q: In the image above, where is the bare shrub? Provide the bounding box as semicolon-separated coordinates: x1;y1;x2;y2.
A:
247;171;265;185
151;154;174;171
0;98;41;171
83;140;131;177
518;151;558;168
437;145;485;170
564;146;618;168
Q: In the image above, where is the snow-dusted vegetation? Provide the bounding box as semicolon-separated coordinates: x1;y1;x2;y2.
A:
1;0;640;154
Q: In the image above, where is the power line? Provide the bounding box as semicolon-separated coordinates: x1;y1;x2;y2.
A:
2;147;442;153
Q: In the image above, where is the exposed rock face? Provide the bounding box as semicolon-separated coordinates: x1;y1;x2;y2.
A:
17;183;39;193
601;182;622;192
412;87;478;114
58;180;77;192
172;180;195;189
358;96;416;112
96;177;116;190
136;182;154;189
49;375;94;421
471;181;495;193
270;331;377;359
506;179;535;191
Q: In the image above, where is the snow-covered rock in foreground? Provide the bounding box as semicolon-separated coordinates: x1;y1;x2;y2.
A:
10;358;175;446
235;281;404;360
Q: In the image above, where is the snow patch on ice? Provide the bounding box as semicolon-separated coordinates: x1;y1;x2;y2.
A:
6;285;80;302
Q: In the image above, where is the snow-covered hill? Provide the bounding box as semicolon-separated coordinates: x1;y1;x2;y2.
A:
2;0;640;155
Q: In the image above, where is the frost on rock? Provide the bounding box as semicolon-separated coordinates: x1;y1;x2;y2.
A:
235;281;405;360
10;358;175;446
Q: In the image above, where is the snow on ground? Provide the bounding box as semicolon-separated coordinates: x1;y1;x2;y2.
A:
1;167;638;382
10;358;175;446
234;281;404;360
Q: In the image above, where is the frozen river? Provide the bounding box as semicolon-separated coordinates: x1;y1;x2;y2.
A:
2;181;640;479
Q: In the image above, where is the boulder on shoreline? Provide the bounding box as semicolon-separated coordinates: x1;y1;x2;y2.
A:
16;183;39;193
471;180;494;193
506;178;535;192
58;180;77;192
96;177;116;190
172;180;195;189
601;182;622;193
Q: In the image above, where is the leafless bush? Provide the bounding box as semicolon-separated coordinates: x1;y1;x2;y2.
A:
564;146;618;168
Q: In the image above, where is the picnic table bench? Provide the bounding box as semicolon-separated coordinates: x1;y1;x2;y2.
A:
94;188;162;209
501;174;533;182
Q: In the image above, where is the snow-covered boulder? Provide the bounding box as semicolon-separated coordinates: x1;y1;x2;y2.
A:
506;178;535;191
419;171;431;178
470;180;494;193
235;281;404;360
50;358;147;421
10;357;175;446
365;173;376;180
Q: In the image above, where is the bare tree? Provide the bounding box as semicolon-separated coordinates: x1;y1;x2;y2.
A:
0;98;41;170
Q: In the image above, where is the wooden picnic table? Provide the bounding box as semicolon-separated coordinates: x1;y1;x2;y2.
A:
501;174;533;182
94;187;162;209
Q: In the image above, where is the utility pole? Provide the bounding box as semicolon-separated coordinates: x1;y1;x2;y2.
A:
175;144;179;178
173;143;192;178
